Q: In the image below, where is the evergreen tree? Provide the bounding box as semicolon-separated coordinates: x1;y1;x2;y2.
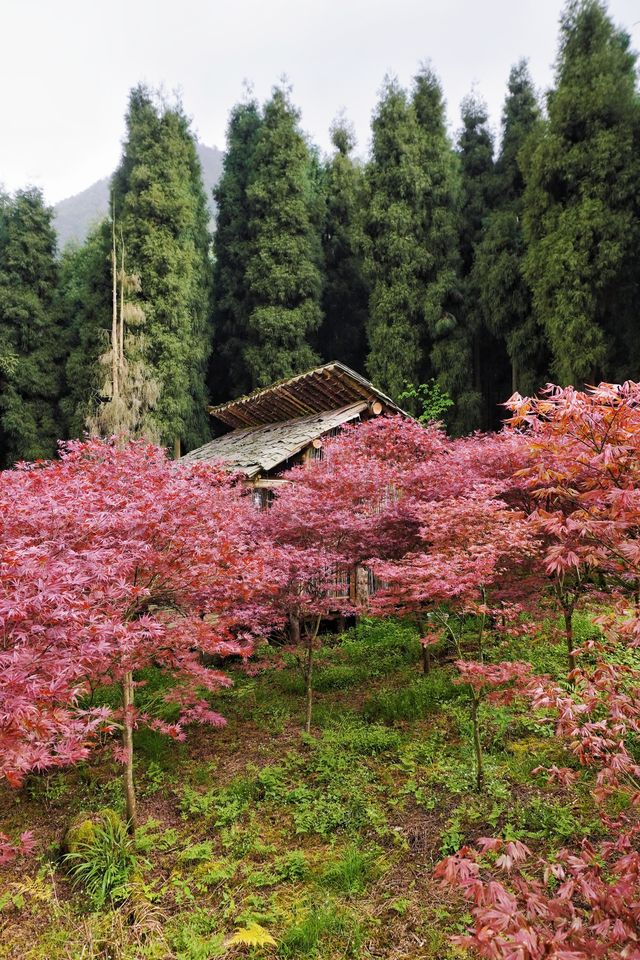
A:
112;86;212;454
59;222;112;438
318;119;369;372
365;70;459;402
522;0;640;385
86;219;160;440
473;61;546;399
443;94;495;431
242;86;322;388
0;188;62;466
209;98;262;401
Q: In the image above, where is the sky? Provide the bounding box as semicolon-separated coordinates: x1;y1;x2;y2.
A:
2;0;639;205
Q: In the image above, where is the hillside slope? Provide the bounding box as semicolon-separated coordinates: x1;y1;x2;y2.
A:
53;143;223;249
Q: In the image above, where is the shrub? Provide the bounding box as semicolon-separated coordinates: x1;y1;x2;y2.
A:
62;811;136;909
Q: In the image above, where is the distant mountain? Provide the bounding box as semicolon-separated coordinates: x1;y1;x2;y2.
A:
53;143;224;250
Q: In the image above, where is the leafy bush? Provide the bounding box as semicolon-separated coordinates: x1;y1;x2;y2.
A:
62;812;136;909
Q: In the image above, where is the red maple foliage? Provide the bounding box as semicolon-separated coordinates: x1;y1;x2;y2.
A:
0;438;278;829
505;381;640;673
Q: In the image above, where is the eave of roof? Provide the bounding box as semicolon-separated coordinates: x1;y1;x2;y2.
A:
208;361;405;428
182;401;369;476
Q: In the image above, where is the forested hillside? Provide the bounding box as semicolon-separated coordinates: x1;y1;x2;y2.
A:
1;0;639;467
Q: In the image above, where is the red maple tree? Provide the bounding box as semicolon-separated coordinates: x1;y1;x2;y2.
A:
0;438;277;830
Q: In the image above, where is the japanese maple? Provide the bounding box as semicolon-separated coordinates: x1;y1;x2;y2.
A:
505;381;640;673
0;438;278;830
257;415;448;730
437;611;640;958
370;431;542;673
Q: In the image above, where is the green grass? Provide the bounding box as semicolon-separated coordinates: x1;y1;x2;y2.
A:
0;616;616;960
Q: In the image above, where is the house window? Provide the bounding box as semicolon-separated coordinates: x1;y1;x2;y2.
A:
251;488;274;510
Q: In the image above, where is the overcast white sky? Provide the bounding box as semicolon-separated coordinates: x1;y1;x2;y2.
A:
2;0;639;205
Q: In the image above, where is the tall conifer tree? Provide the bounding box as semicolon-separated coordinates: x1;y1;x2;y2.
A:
522;0;640;384
365;70;459;402
318;119;369;372
438;94;495;431
112;86;212;453
209;98;262;400
0;188;62;465
243;86;322;388
473;61;545;399
59;222;112;438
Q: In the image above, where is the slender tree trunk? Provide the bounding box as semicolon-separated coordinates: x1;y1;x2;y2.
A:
511;358;518;395
470;696;484;792
111;213;119;399
119;237;125;366
563;605;576;676
174;438;181;460
421;644;431;675
416;616;430;674
122;671;137;834
477;599;486;665
304;634;314;734
303;616;321;734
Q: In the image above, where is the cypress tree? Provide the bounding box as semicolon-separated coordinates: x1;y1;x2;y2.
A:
112;86;212;454
209;99;262;401
445;94;496;431
522;0;640;385
365;71;459;402
243;86;322;388
0;188;62;465
318;119;369;372
473;61;546;399
58;222;112;438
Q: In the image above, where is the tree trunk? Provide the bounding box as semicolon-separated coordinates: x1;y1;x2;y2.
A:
511;358;518;395
111;214;119;400
563;606;576;676
304;635;314;734
289;613;301;646
173;437;181;460
416;616;430;674
122;671;137;834
471;696;484;792
119;237;125;366
421;643;431;675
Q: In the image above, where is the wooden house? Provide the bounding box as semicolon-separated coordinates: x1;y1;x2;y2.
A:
183;361;406;507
